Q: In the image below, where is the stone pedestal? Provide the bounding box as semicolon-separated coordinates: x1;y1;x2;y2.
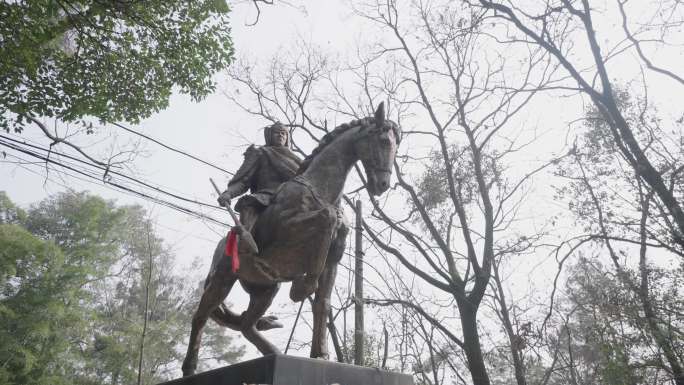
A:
160;354;413;385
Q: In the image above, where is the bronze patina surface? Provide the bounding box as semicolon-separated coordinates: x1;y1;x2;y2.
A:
182;104;402;377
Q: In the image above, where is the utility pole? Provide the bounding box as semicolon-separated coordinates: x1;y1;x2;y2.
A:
354;200;364;366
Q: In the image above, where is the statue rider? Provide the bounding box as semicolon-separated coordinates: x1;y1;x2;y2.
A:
218;122;335;301
218;122;302;235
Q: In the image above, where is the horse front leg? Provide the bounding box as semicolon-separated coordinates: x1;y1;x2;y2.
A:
311;262;337;359
311;217;348;359
290;206;339;302
182;270;237;377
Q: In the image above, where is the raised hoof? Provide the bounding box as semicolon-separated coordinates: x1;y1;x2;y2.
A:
290;276;318;302
256;315;283;330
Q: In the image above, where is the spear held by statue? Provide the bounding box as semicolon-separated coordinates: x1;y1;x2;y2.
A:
210;178;259;256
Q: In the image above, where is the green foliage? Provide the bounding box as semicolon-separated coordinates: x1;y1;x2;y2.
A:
23;191;127;276
0;192;244;384
0;191;27;224
0;0;234;133
537;258;683;385
339;329;388;368
414;144;504;236
554;87;681;242
0;224;83;385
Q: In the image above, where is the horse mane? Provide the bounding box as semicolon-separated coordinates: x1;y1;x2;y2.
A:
297;117;376;175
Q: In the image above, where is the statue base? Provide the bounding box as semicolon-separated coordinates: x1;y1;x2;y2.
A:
160;354;414;385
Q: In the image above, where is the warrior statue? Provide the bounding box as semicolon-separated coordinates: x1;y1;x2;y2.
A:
216;122;318;298
218;122;302;232
182;104;401;376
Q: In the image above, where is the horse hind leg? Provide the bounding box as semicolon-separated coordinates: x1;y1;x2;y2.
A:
210;304;241;331
203;236;282;332
182;269;237;377
240;282;282;355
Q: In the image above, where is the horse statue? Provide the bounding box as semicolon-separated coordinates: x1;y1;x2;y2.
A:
182;103;401;376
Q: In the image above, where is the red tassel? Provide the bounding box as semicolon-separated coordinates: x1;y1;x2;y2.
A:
225;228;240;273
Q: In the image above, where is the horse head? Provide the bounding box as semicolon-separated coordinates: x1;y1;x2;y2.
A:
355;102;402;196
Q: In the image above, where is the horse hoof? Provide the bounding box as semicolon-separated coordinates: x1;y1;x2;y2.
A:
182;356;198;377
181;365;195;377
290;276;318;302
310;351;330;360
256;315;283;330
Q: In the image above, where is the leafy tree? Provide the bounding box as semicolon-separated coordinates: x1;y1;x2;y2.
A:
79;206;243;384
535;257;681;385
551;89;684;385
0;191;26;224
23;191;127;274
0;192;136;384
0;0;234;133
0;224;85;385
0;192;244;384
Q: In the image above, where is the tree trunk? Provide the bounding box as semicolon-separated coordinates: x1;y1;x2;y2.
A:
137;226;154;385
638;238;684;385
492;265;527;385
458;299;491;385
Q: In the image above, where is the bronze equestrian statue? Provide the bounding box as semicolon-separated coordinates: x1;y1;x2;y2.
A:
182;103;402;376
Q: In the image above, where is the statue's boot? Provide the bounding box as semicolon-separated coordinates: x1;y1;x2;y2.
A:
239;206;259;234
239;205;290;283
289;275;319;302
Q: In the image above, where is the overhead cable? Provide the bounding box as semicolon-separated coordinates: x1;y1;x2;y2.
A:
0;138;231;228
110;121;234;176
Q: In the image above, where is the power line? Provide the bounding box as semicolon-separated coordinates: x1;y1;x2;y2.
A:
4;151;228;245
0;139;231;228
1;134;226;212
110;122;234;176
4;131;214;206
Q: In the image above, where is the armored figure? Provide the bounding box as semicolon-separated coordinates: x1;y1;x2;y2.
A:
218;123;302;232
183;104;400;376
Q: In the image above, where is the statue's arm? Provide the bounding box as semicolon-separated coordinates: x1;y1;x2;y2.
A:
218;146;260;205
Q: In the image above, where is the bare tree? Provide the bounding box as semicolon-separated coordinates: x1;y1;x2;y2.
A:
549;93;684;384
222;1;566;384
469;0;684;251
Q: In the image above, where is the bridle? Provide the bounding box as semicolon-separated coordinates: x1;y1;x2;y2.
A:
354;122;396;174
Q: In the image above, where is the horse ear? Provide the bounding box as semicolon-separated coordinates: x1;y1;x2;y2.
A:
374;102;385;128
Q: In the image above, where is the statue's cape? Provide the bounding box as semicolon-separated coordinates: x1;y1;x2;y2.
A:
260;146;302;181
229;145;302;195
229;145;261;184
